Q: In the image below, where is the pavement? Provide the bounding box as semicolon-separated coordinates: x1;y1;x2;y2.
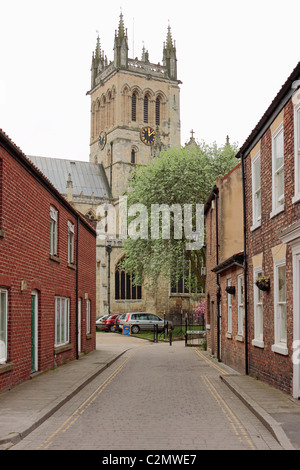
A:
0;334;300;451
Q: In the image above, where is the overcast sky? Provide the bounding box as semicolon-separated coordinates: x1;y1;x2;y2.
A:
0;0;299;161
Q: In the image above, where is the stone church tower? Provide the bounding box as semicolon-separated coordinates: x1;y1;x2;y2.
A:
30;13;202;320
86;13;187;318
87;13;181;199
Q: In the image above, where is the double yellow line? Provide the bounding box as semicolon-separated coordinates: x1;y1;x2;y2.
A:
194;349;230;375
201;375;256;450
194;350;255;450
37;353;134;450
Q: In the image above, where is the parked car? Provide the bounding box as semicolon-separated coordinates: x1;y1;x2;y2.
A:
119;312;173;335
99;314;119;332
96;315;109;330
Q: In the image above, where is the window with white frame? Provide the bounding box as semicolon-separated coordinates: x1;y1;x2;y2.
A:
272;260;287;354
227;279;232;334
55;297;70;347
86;300;91;335
253;267;264;346
0;289;8;363
252;152;261;227
271;124;284;215
50;206;58;256
294;103;300;200
68;221;75;264
237;275;244;336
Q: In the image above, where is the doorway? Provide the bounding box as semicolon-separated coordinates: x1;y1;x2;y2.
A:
78;298;82;354
31;291;38;373
293;251;300;399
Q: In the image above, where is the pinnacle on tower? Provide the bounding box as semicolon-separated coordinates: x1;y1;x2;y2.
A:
163;24;177;81
166;24;173;49
114;12;129;69
117;11;126;38
95;35;101;61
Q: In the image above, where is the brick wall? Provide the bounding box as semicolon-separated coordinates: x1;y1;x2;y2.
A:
244;99;300;395
0;133;96;391
205;193;219;356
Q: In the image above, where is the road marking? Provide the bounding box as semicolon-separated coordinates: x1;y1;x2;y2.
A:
201;374;256;450
194;349;230;376
36;353;134;450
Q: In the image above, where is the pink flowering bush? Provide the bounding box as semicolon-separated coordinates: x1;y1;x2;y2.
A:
192;301;205;325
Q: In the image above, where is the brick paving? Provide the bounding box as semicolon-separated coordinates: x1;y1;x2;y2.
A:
10;338;282;450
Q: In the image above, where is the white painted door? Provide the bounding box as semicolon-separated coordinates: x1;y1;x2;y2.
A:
293;252;300;399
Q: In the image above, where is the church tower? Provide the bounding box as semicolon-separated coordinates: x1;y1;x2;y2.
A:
87;13;181;199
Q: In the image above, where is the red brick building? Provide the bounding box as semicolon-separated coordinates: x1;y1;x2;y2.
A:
0;129;96;392
205;164;245;372
236;62;300;398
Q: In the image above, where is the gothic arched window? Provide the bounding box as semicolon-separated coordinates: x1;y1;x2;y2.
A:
115;257;142;300
144;95;149;123
131;149;136;164
132;92;137;122
155;97;161;126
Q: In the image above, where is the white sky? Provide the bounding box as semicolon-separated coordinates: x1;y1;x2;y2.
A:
0;0;299;161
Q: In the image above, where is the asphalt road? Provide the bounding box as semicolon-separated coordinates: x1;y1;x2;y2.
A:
11;338;282;451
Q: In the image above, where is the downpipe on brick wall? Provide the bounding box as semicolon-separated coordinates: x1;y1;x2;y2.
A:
213;186;221;363
76;216;79;360
240;153;249;376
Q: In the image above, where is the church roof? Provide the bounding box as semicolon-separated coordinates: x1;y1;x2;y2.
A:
28;156;111;200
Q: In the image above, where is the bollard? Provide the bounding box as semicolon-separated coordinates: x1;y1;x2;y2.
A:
153;323;158;343
169;328;172;346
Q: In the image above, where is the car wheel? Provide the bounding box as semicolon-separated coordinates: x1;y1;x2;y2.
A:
110;325;116;332
131;325;140;334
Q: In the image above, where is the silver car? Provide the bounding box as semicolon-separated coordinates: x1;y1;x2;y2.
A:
120;312;172;335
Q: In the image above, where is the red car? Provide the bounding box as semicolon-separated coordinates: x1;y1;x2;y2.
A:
99;314;119;332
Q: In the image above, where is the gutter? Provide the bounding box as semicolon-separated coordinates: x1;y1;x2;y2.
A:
110;142;113;193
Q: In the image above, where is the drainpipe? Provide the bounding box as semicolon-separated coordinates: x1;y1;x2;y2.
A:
213;185;221;362
75;216;79;360
106;242;112;316
240;153;249;375
110;142;113;193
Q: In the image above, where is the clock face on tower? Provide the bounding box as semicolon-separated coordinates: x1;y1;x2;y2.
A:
99;131;107;150
140;126;156;146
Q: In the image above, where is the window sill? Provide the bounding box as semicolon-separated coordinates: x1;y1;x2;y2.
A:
49;254;61;264
54;343;73;355
271;343;288;356
250;220;261;232
86;333;93;340
67;263;76;270
226;332;232;339
0;362;14;375
169;293;194;297
206;324;211;330
252;339;264;348
270;204;285;219
235;334;244;342
292;193;300;205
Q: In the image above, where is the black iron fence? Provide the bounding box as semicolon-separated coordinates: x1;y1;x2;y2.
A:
152;314;206;348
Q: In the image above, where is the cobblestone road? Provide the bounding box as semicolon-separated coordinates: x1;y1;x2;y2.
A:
12;340;281;450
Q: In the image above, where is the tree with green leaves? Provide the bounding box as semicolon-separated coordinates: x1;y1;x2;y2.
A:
121;139;239;291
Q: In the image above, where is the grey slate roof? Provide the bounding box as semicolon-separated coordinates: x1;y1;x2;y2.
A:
28;156;111;200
